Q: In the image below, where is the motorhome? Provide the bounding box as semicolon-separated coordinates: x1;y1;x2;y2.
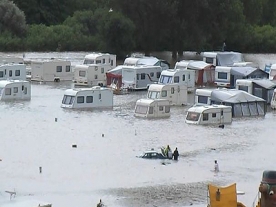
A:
31;59;72;82
134;99;170;118
194;88;267;117
236;79;276;103
185;105;232;125
121;65;162;90
61;86;113;109
0;64;26;81
0;80;31;101
83;53;116;69
215;66;268;88
147;84;188;106
158;69;195;92
73;64;112;86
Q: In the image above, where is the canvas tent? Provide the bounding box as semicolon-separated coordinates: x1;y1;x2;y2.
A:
210;89;266;117
187;61;215;86
216;52;244;66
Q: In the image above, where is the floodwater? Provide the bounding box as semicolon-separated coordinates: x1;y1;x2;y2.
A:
0;51;275;207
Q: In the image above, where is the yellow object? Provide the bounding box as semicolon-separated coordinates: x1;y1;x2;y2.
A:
208;183;237;207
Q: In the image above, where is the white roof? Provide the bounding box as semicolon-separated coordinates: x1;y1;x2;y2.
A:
0;80;29;87
64;87;111;96
187;61;214;70
124;56;159;66
148;84;166;91
211;88;265;103
136;98;170;106
84;53;114;59
31;59;70;64
188;105;231;113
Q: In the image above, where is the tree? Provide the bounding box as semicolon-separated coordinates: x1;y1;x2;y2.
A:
0;0;27;36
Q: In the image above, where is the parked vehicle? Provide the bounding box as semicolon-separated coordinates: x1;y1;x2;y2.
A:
31;59;72;82
236;79;276;103
185;105;232;125
61;86;113;109
147;84;188;106
134;99;170;118
0;80;31;101
83;53;116;69
0;64;26;81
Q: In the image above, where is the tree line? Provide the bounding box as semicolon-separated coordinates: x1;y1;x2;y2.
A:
2;0;276;58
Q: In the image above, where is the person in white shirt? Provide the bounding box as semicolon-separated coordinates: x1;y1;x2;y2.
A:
214;160;219;172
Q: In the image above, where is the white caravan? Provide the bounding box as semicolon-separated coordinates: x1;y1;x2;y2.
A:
73;64;111;86
0;80;31;101
158;69;195;92
121;65;162;90
83;53;116;69
0;64;26;81
185;105;232;125
123;56;170;70
61;86;113;109
31;59;72;82
214;66;232;87
194;88;214;105
147;84;188;106
202;51;244;66
271;89;276;109
269;63;276;80
134;99;170;118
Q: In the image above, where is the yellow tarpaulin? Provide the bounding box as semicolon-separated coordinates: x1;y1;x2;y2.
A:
208;183;237;207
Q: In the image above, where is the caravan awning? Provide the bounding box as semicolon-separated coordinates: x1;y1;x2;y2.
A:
187;61;214;70
230;67;257;76
252;79;276;89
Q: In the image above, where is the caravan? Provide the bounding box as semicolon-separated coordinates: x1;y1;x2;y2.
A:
122;65;162;90
236;79;276;103
194;88;214;105
158;69;195;92
61;86;113;109
73;64;111;86
31;59;72;82
185;105;232;125
0;80;31;101
134;99;170;118
202;51;244;66
83;53;116;68
0;64;26;81
147;84;188;106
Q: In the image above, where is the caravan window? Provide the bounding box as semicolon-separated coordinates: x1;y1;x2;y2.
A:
9;70;12;77
77;96;84;103
135;105;148;114
15;70;20;76
198;96;208;104
103;59;106;64
218;72;227;79
165;106;170;113
182;75;185;81
79;71;86;77
161;90;167;97
171;87;175;94
174;76;179;83
56;66;62;72
111;60;114;66
96;60;101;64
99;94;101;99
95;75;98;79
186;112;200;121
86;96;93;103
101;68;104;73
148;91;160;99
24;87;27;94
62;95;75;105
205;57;214;64
157;72;161;78
0;71;3;77
14;87;18;93
136;74;139;80
66;66;70;72
148;107;153;114
150;72;154;77
238;85;248;92
141;73;146;80
203;113;208;121
5;88;11;95
212;113;216;118
159;106;164;111
160;75;172;84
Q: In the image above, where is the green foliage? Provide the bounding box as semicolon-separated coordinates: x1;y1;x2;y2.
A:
0;0;27;37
